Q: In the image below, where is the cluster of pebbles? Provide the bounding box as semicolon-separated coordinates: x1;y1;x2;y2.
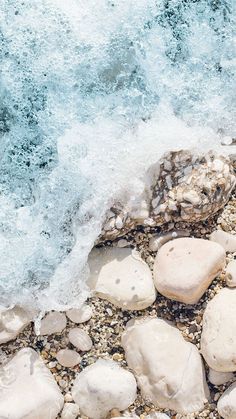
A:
1;151;236;419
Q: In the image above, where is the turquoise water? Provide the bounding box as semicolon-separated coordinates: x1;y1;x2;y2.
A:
0;0;235;310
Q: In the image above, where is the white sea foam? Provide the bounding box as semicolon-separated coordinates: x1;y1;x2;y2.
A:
0;0;235;311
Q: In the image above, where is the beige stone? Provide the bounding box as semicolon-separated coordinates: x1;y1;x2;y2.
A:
208;368;234;386
39;311;67;335
56;349;81;368
0;305;32;344
66;305;92;324
217;382;236;418
153;238;225;304
210;230;236;252
61;402;80;419
121;317;209;414
68;328;92;352
225;260;236;287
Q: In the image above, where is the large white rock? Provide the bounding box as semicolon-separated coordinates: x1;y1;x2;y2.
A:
0;305;32;344
217;382;236;418
121;317;209;414
201;288;236;372
208;368;234;386
210;230;236;252
39;311;67;335
153;237;225;304
225;260;236;287
72;359;137;419
88;247;156;310
0;347;64;419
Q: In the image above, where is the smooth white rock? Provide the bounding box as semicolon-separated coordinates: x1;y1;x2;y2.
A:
121;317;209;414
68;328;92;351
208;368;234;386
153;237;225;304
217;382;236;418
225;260;236;287
56;349;81;368
61;402;80;419
201;288;236;372
72;359;137;419
39;311;67;335
0;347;64;419
88;247;156;310
0;305;32;344
210;230;236;252
66;305;93;324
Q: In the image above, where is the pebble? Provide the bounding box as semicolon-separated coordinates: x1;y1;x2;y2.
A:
72;359;137;419
148;230;190;252
153;237;225;304
68;328;92;352
0;305;32;344
217;382;236;418
38;311;67;335
225;260;236;287
208;368;234;386
61;403;80;419
66;305;93;324
210;229;236;252
56;349;81;368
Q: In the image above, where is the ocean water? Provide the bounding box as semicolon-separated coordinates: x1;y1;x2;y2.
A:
0;0;235;311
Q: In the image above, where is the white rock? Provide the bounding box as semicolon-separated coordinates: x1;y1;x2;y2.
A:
56;349;81;368
217;382;236;418
149;230;190;252
0;347;64;419
121;317;209;414
225;260;236;287
210;230;236;252
153;237;225;304
0;305;32;344
61;402;80;419
72;359;137;419
39;311;67;335
68;328;92;351
146;414;170;419
88;247;156;310
201;288;236;372
66;305;93;324
208;368;234;386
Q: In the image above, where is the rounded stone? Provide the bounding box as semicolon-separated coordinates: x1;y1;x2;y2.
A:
210;230;236;252
56;349;81;368
208;368;234;386
68;328;92;352
225;260;236;287
217;382;236;418
39;312;67;335
66;305;93;324
72;359;137;419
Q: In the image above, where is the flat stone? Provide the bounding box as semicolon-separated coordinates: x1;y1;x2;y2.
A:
225;260;236;287
201;288;236;372
208;368;234;386
61;402;80;419
72;359;137;419
121;317;209;414
0;347;64;419
39;311;67;335
56;349;81;368
210;230;236;252
217;382;236;418
88;247;156;310
68;328;92;351
66;305;93;324
153;237;225;304
0;305;32;344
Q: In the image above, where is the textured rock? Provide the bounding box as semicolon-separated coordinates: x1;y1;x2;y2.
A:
61;403;80;419
0;305;32;344
201;288;236;372
121;317;209;414
66;305;93;324
153;238;225;304
99;152;235;242
39;311;67;335
225;260;236;287
0;347;64;419
217;382;236;419
208;368;234;386
56;349;81;368
68;328;92;351
210;230;236;252
88;247;156;310
72;359;137;419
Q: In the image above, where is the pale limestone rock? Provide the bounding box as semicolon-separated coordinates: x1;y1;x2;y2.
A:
210;230;236;252
88;247;156;310
208;368;234;386
149;230;190;252
66;305;93;324
72;359;137;419
56;349;81;368
225;260;236;287
0;305;32;344
217;382;236;418
61;402;80;419
121;317;209;414
146;414;170;419
39;311;67;335
153;238;225;304
68;328;92;352
0;347;64;419
201;288;236;372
